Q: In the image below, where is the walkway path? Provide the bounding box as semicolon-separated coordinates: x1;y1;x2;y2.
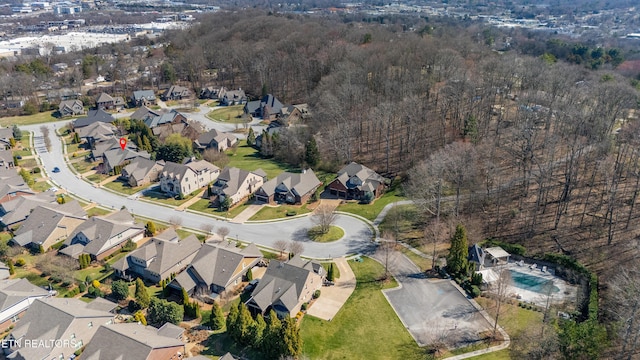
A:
176;189;206;211
230;204;263;223
306;257;356;321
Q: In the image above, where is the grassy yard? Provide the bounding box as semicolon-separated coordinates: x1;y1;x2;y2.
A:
336;187;407;221
141;189;196;207
18;158;38;168
399;246;432;272
0;111;58;127
226;141;299;179
86;173;110;183
103;179;149;195
30;178;51;193
86;206;112;217
13;148;32;157
188;198;250;219
321;262;341;280
248;203;312;221
206;105;247;123
300;257;425;360
72;159;98;173
308;225;344;242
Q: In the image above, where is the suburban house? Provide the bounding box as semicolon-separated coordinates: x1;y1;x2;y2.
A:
60;209;145;261
120;157;164;187
200;87;221;99
0;279;51;332
4;297;115;360
0;127;13;149
80;323;185;360
11;201;87;250
278;103;311;126
194;129;238;152
218;88;247;106
129;106;161;123
102;147;150;175
95;92;125;111
162;85;191;101
326;162;387;200
91;137;140;161
244;94;284;121
57;99;84;117
246;255;324;318
0;168;33;204
159;159;220;198
210;167;266;206
255;170;322;205
112;234;201;283
144;110;188;129
73;109;116;129
170;242;262;302
0;192;57;229
0;149;15;168
76;121;117;148
131;90;156;107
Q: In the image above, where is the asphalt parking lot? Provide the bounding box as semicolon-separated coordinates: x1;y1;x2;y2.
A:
375;250;492;348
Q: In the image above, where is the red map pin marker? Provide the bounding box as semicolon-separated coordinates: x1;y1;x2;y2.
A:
119;137;127;150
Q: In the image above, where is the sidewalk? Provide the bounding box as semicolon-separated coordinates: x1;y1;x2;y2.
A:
175;189;206;211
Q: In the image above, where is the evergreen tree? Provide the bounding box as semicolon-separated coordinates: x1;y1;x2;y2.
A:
236;302;254;345
305;137;320;168
280;317;303;357
135;278;150;309
247;127;256;147
211;302;225;330
327;263;335;282
447;224;469;277
147;297;183;325
226;302;239;339
207;184;212;197
181;287;189;304
7;259;14;275
145;221;156;236
9;138;15;148
250;313;267;347
12;125;22;140
246;268;253;281
142;135;152;152
73;132;80;144
111;280;129;301
261;310;283;359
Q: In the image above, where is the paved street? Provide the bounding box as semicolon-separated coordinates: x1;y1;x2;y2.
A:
23;121;375;259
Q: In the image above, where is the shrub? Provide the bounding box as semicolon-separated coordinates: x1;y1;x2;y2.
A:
471;272;483;286
286;210;297;216
92;280;100;288
301;303;308;311
78;283;86;292
32;167;40;174
15;258;25;267
313;290;321;299
470;285;481;298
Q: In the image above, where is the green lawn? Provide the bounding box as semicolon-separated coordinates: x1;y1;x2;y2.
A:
30;178;51;193
141;190;194;207
71;159;97;173
188;198;250;219
465;350;511;360
226;141;299;179
300;257;425;360
321;262;341;280
0;111;58;127
86;207;112;217
248;204;312;221
86;173;109;183
18;158;38;168
206;105;247;123
308;225;344;242
13;148;32;157
337;187;407;221
103;179;149;195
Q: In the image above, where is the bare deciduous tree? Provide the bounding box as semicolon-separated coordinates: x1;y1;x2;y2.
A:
216;226;230;241
491;268;512;338
311;204;337;234
609;264;640;360
274;240;288;259
200;223;214;235
202;148;230;169
288;241;305;257
169;216;183;228
380;231;396;279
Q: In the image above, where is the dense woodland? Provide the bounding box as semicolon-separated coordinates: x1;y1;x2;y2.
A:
3;9;640;357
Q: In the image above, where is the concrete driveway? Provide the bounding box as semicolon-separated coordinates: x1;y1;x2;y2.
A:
23;122;375;259
306;257;356;320
373;249;492;348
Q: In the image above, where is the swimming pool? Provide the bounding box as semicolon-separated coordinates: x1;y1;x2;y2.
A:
509;270;560;294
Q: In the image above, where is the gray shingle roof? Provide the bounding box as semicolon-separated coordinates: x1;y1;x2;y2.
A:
12;201;87;247
0;279;49;314
121;157;162;184
76;121;117;142
74;109;116;128
63;209;144;257
129;106;161;122
336;162;386;191
195;129;237;149
103;148;150;171
79;323;184;360
0;192;57;227
132;90;156;102
212;167;259;198
96;92;114;104
257;170;321;198
246;255;318;315
172;242;262;293
92;137;139;159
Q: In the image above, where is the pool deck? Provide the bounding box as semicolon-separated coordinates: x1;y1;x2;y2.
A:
485;262;578;307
